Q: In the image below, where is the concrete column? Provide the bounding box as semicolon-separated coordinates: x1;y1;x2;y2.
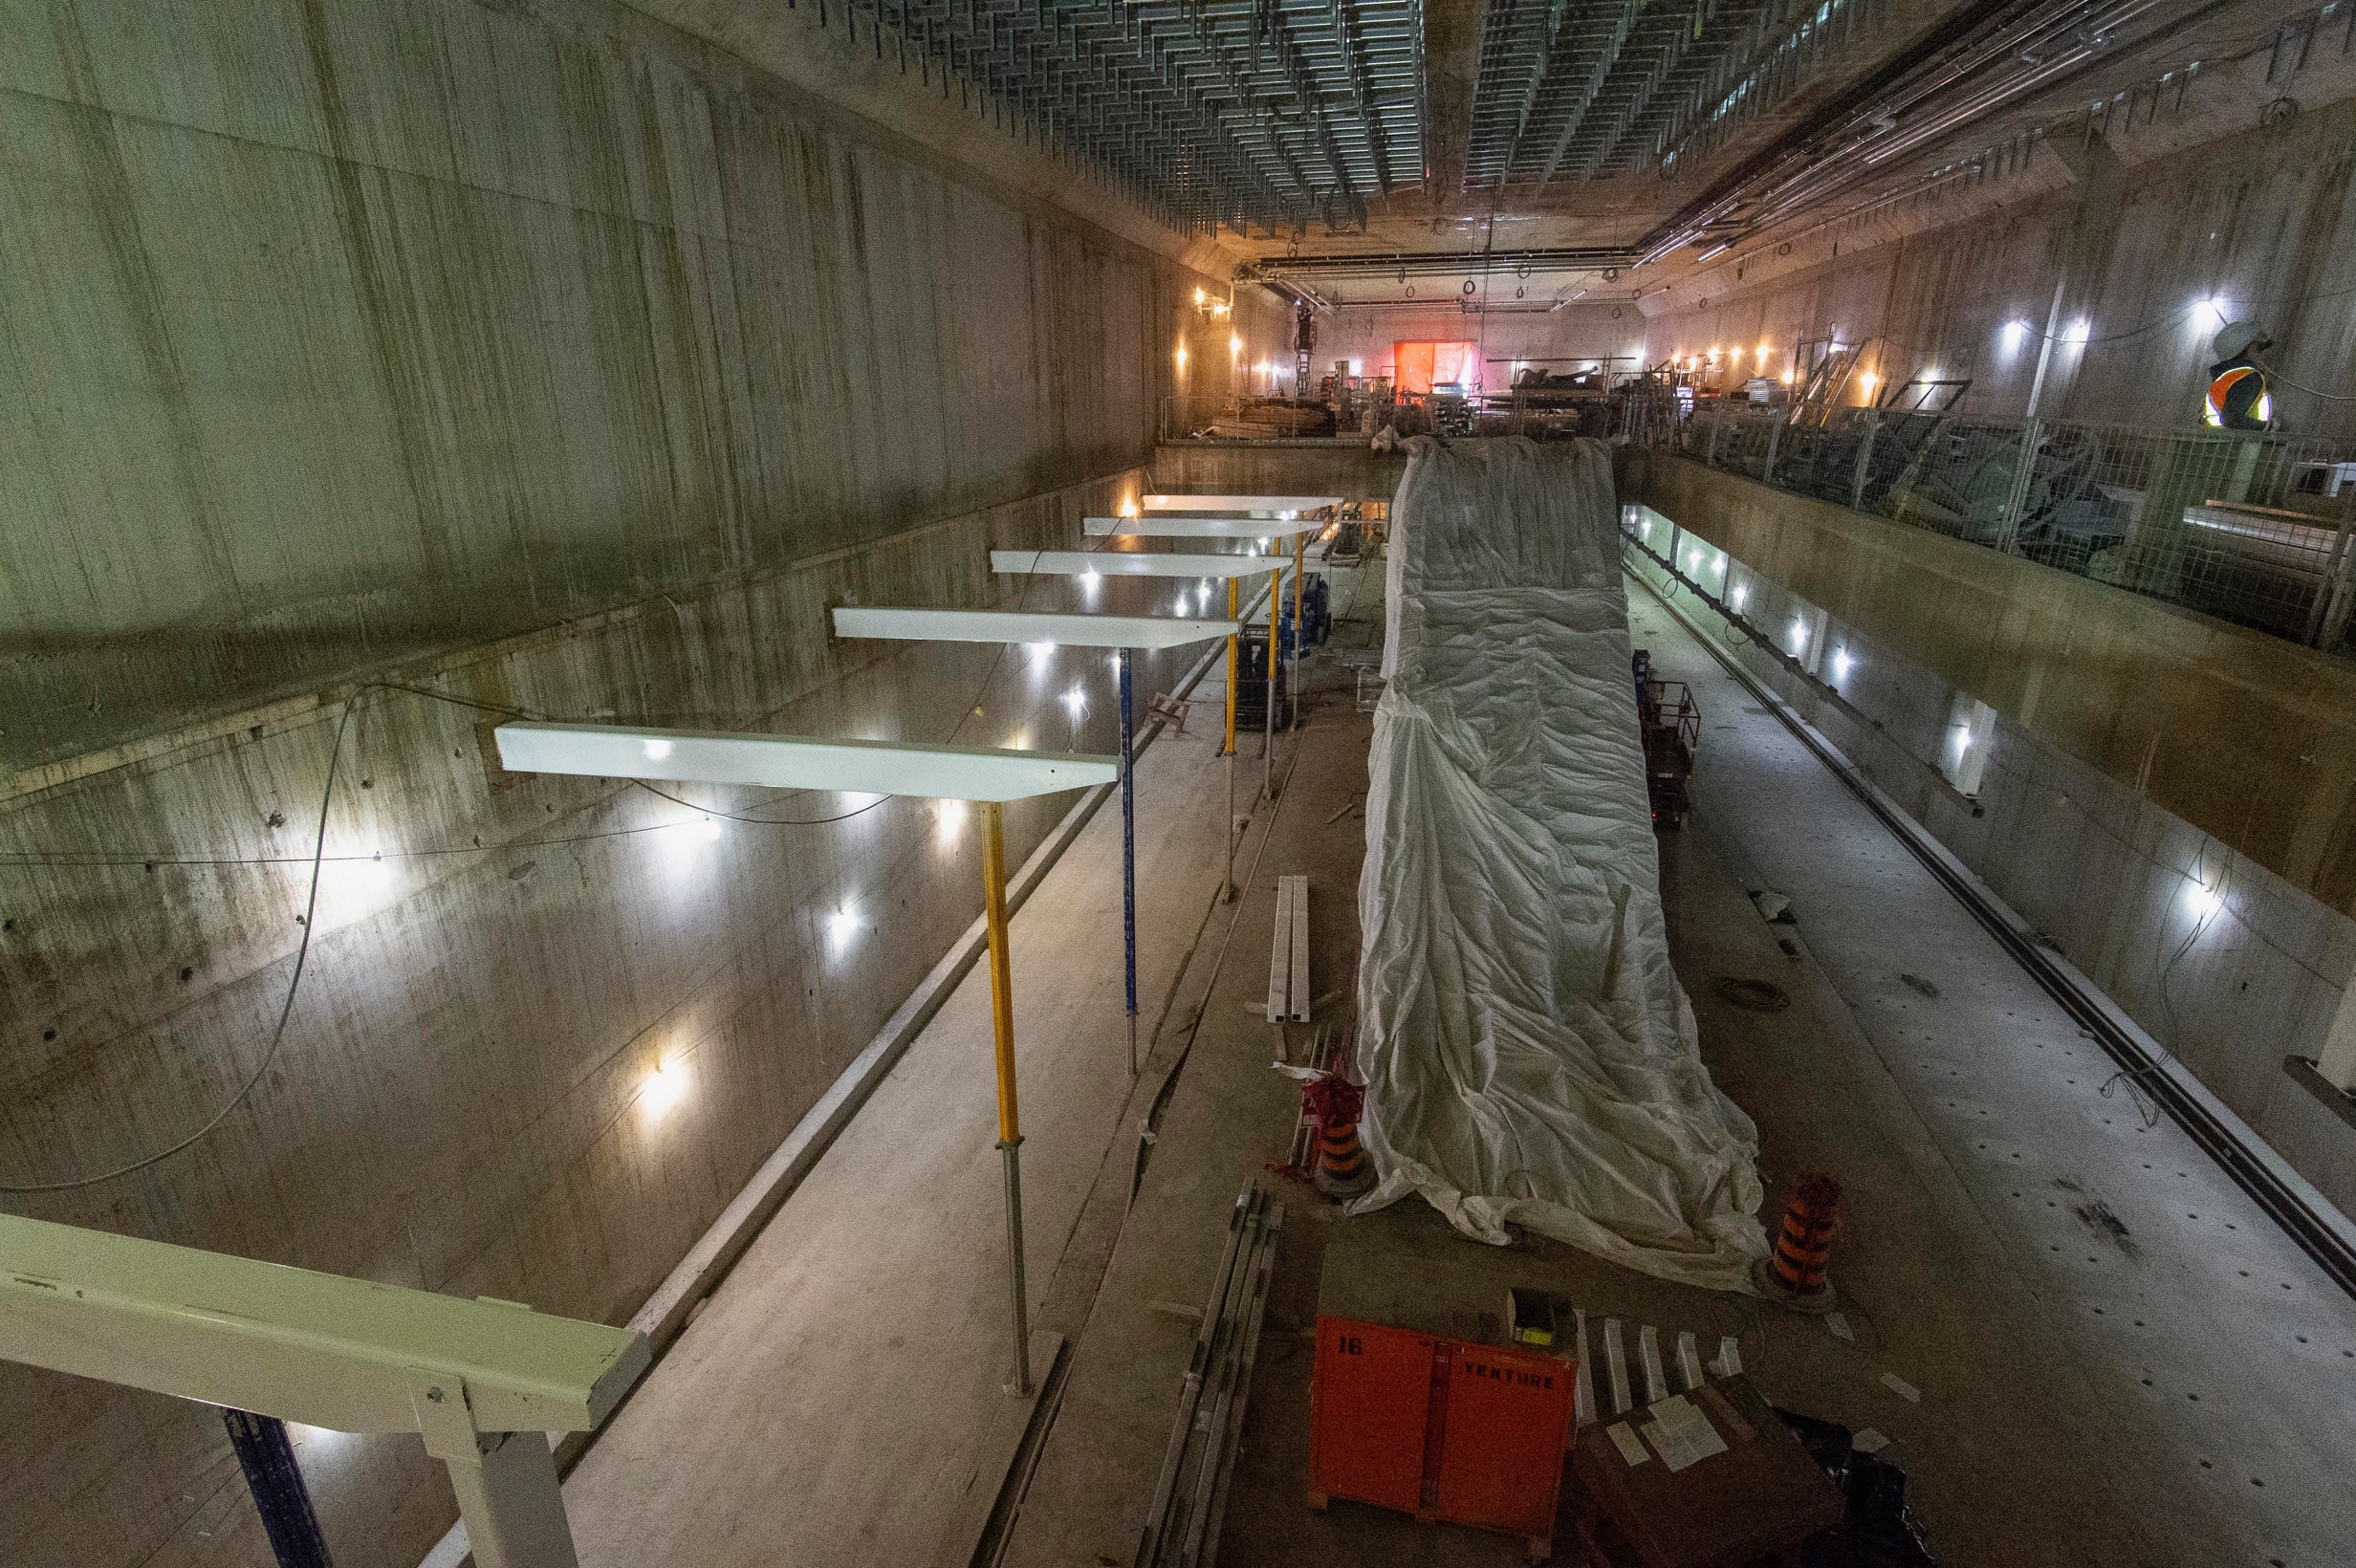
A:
2316;984;2356;1091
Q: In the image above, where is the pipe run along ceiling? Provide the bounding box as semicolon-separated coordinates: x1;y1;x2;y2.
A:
827;0;1425;235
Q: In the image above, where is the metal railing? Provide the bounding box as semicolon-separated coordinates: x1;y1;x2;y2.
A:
1661;403;2356;655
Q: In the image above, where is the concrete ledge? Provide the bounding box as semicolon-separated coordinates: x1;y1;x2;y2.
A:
1618;447;2356;916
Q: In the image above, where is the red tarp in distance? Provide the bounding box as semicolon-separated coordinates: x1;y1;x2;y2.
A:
1393;341;1482;395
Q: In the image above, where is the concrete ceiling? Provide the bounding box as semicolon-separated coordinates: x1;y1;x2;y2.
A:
635;0;2354;295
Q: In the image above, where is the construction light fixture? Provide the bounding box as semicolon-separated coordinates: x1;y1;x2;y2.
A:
1230;333;1243;359
2185;879;2224;922
642;1057;688;1116
699;816;723;842
1730;582;1749;610
2196;296;2229;326
1139;493;1341;515
993;550;1298;580
1858;370;1880;395
1062;688;1086;718
825;906;859;952
832;608;1238;649
1789;617;1809;652
936;798;967;843
2065;319;2091;343
495;723;1115;803
1085;515;1325;540
2000;320;2028;352
1174;344;1188;371
1832;649;1854;681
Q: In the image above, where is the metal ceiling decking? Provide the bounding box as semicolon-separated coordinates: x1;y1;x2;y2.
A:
835;0;1426;235
1461;0;1887;190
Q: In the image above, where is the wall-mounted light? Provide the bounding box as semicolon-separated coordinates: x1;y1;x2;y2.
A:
1230;334;1243;359
1062;688;1087;720
2195;296;2229;327
699;816;722;842
936;799;967;844
1832;648;1853;681
1788;617;1809;652
2184;878;2224;923
1174;343;1188;372
826;906;860;952
1999;320;2028;353
1858;370;1880;396
2064;319;2090;343
1028;640;1056;664
642;1057;688;1116
1730;582;1749;610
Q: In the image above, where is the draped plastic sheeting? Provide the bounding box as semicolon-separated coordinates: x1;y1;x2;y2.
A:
1351;438;1769;1292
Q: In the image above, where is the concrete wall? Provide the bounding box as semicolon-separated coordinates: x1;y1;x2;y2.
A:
1;0;1217;771
1151;442;1408;505
1640;94;2356;438
1318;303;1649;387
0;1;1230;1563
1620;451;2356;1213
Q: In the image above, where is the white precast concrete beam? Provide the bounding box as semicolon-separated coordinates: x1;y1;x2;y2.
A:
1141;493;1341;513
990;550;1283;578
0;1213;647;1435
830;606;1238;648
1081;517;1324;538
494;723;1115;801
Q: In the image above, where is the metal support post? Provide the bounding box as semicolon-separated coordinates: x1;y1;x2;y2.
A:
224;1411;334;1568
1224;577;1239;901
1996;276;2068;555
1993;417;2042;553
411;1382;581;1568
1119;649;1139;1074
1263;566;1278;800
2302;483;2356;647
1290;532;1305;737
979;801;1033;1398
1706;410;1725;467
1761;417;1783;486
1850;411;1878;512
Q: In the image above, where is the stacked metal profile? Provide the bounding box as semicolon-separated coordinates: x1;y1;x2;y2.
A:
1133;1184;1284;1568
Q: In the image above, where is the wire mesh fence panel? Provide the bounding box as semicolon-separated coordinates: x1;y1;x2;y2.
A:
1643;403;2356;657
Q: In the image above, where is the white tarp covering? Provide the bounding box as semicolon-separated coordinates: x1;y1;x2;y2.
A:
1351;438;1769;1292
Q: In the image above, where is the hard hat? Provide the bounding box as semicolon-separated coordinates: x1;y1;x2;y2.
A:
2212;320;2271;362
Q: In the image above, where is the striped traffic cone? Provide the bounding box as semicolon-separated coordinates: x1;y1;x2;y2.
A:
1305;1075;1376;1200
1754;1172;1842;1313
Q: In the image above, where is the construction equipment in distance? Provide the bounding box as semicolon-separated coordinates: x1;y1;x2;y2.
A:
1632;650;1699;830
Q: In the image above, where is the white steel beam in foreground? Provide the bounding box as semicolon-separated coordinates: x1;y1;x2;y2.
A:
0;1212;647;1568
493;723;1113;801
830;606;1238;647
1081;516;1325;538
492;723;1116;1404
1141;493;1341;513
990;550;1283;578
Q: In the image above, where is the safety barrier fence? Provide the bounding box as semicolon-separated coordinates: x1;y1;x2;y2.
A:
1661;403;2356;656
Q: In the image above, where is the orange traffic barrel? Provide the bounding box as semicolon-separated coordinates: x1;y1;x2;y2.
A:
1305;1075;1376;1199
1754;1171;1841;1312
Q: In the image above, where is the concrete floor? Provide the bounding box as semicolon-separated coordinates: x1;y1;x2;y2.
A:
538;559;2356;1568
